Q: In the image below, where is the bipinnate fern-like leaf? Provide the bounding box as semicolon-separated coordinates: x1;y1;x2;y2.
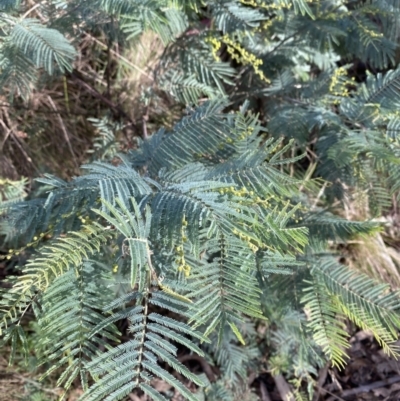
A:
0;223;113;370
120;0;188;44
37;262;119;398
0;0;20;11
211;1;264;34
0;177;27;205
188;234;264;341
316;257;400;356
202;319;259;382
93;197;151;288
160;71;219;104
0;223;112;335
9;18;76;74
0;14;76;97
79;162;153;207
157;37;235;98
3;101;400;398
303;211;378;242
77;200;207;400
81;290;206;401
0;42;37;98
99;0;150;15
87;117;120;161
0;161;153;245
302;257;400;368
340;66;400;123
302;275;349;368
129;99;233;175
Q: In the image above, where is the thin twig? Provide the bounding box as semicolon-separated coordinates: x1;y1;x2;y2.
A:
13;374;61;396
84;33;154;80
142;104;149;140
273;374;295;401
71;71;123;114
317;387;347;401
264;31;301;58
0;102;90;116
22;0;45;19
105;18;113;99
70;71;139;138
260;381;272;401
312;181;327;209
313;363;330;401
0;119;40;174
47;95;79;168
299;162;316;192
178;354;216;382
78;67;107;87
326;375;400;401
0;115;11;151
128;394;142;401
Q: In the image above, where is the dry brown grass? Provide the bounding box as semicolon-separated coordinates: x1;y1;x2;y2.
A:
340;190;400;288
0;28;179;181
0;350;60;401
346;233;400;287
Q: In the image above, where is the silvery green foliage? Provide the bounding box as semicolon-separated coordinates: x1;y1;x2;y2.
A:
2;101;400;399
2;1;400;399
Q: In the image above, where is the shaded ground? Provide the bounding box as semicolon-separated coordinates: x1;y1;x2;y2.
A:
315;331;400;401
258;330;400;401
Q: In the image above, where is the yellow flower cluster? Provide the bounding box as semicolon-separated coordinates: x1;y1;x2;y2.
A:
329;67;348;96
218;186;253;197
220;126;255;149
206;36;222;61
221;35;271;83
160;283;192;303
3;232;48;260
328;67;355;103
357;22;383;38
179;264;191;277
257;19;275;33
175;216;191;277
78;214;91;224
240;0;291;10
239;126;254;141
4;248;17;260
215;187;305;251
232;227;261;253
217;186;279;209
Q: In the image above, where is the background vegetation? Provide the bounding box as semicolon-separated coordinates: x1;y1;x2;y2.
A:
2;1;400;400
